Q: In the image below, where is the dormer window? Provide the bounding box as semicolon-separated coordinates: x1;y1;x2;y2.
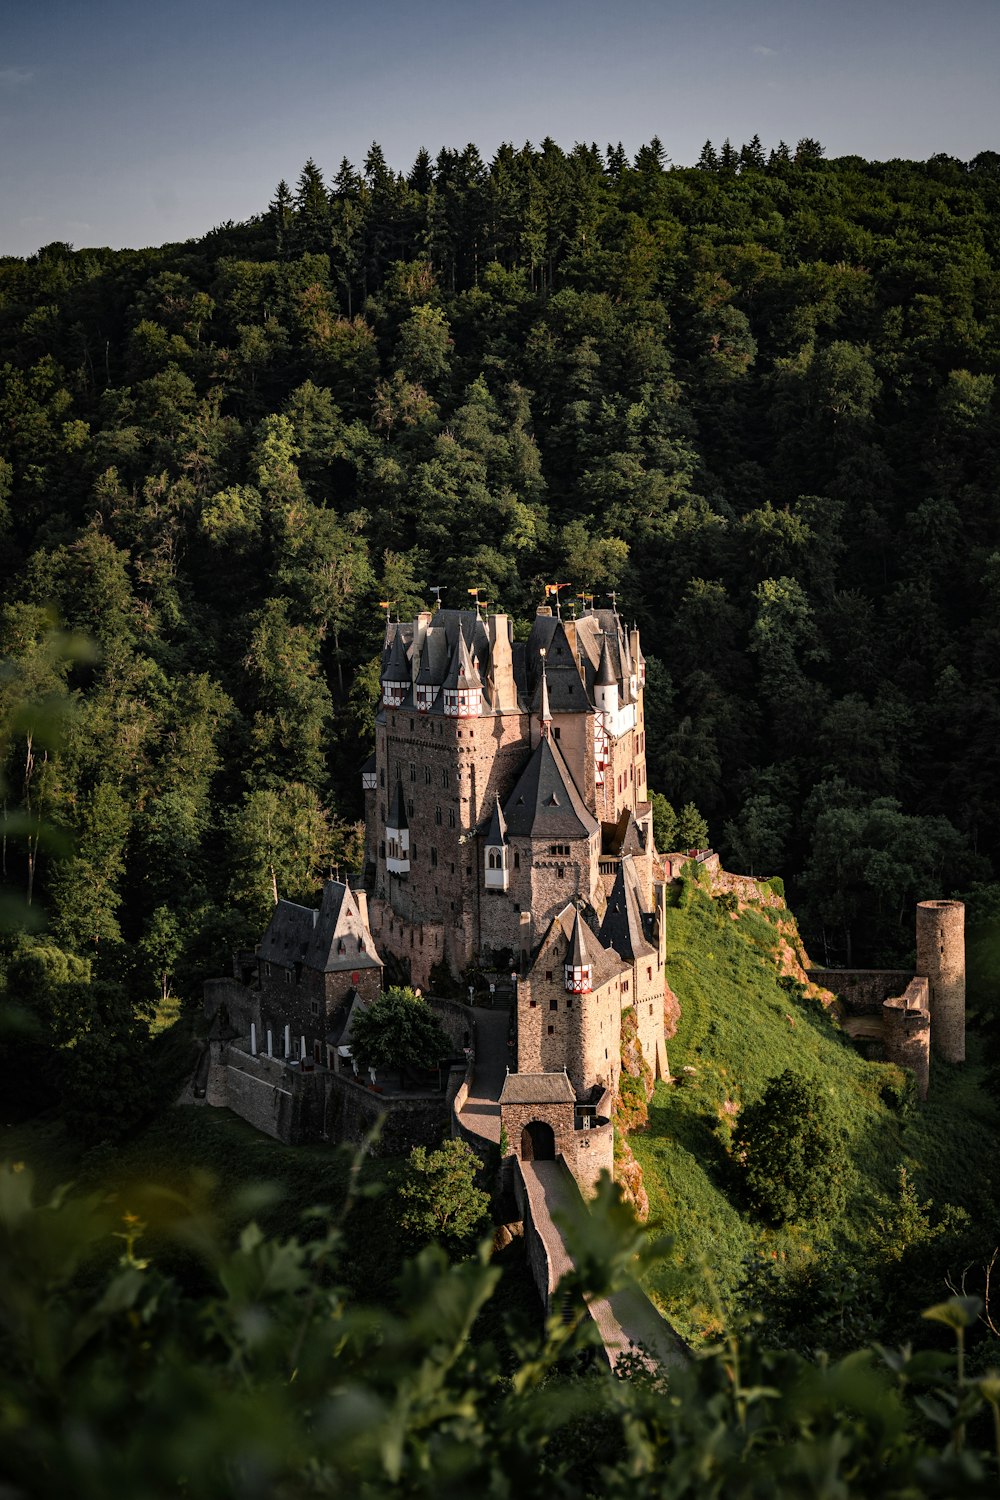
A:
382;679;408;708
416;683;436;712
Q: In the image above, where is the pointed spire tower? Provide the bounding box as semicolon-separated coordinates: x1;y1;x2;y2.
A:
565;908;593;994
538;654;552;739
594;633;618;724
381;627;410;708
483;794;509;891
443;631;483;718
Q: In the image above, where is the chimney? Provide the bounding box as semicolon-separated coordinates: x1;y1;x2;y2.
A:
488;613;516;711
412;609;432;685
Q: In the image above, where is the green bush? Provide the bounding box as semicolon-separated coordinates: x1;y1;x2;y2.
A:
733;1069;851;1225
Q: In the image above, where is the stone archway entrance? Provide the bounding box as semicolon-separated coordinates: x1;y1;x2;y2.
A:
521;1119;555;1161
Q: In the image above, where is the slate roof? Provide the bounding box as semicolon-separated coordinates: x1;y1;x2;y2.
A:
604;807;646;858
443;631;482;692
483;795;507;847
596;633;617;686
260;879;383;975
531;663;589;714
499;1070;576;1104
502;736;599;841
532;903;625;989
567;908;592;967
599;858;656;962
381;626;410;683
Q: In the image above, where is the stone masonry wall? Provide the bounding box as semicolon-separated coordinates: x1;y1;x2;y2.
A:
501;1097;578;1163
213;1044;450;1150
883;976;931;1100
807;969;915;1015
517;924;623;1095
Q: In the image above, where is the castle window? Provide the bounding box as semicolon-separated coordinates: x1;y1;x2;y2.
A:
379;841;385;859
549;998;557;1011
529;1000;536;1008
649;1004;654;1015
545;970;553;981
514;851;520;869
310;1000;320;1016
407;799;414;816
553;727;560;740
442;769;450;787
435;805;442;825
558;866;564;879
647;966;652;981
410;718;414;730
431;847;438;867
284;969;291;984
548;1025;554;1036
379;768;384;787
409;762;416;782
424;766;432;784
449;809;456;828
567;997;573;1008
265;962;271;977
623;979;629;992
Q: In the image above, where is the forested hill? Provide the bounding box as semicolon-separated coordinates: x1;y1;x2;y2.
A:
2;136;1000;1021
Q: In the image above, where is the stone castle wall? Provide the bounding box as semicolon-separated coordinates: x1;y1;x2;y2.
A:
807;969;916;1015
883;976;931;1100
211;1044;450;1150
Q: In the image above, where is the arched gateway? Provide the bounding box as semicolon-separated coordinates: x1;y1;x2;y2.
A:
521;1119;556;1161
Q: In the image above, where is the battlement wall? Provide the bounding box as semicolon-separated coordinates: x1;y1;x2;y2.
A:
807;968;916;1015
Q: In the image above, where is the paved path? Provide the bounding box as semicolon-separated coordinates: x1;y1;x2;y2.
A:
458;1005;510;1146
521;1158;688;1374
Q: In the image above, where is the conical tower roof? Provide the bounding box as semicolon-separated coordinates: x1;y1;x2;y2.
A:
484;794;507;847
596;633;617;687
567;907;592;967
382;627;409;681
443;631;482;692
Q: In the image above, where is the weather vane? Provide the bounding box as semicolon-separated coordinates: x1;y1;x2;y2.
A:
430;585;444;610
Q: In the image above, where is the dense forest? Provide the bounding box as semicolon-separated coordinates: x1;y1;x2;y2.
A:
3;134;1000;1122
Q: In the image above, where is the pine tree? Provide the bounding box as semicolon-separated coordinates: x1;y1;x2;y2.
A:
268;179;294;258
408;147;433;194
697;140;719;172
293;158;331;255
605;142;628;177
740;134;766;171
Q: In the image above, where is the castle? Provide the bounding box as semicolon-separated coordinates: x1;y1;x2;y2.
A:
200;593;965;1181
360;598;671;1105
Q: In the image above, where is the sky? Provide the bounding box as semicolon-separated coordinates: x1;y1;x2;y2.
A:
2;0;999;257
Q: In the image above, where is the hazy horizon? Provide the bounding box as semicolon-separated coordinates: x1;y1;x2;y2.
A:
3;0;999;259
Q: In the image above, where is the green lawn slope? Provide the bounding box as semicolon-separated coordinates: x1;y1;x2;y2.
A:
631;874;1000;1344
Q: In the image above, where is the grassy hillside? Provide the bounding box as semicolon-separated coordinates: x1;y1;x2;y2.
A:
632;874;1000;1344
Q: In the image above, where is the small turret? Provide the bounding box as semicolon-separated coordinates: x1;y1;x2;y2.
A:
483;795;509;891
564;909;593;994
385;780;410;874
381;628;410;708
443;633;483;718
594;634;618;720
538;655;552;738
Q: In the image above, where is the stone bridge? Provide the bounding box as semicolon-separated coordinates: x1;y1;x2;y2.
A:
456;1002;687;1374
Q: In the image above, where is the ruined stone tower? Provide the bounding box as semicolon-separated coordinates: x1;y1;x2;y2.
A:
915;899;966;1064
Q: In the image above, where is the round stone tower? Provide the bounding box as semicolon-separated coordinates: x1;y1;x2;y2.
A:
915;900;966;1064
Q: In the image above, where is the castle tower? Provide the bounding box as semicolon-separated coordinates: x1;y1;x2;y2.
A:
915;900;966;1064
564;909;594;994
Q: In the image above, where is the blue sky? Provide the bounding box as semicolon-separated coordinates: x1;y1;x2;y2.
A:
2;0;999;256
